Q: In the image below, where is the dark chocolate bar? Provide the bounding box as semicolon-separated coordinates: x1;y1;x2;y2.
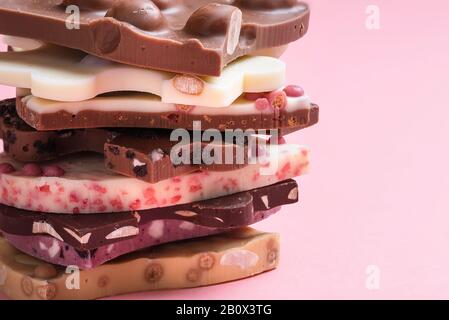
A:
0;179;298;250
0;98;251;182
0;0;310;76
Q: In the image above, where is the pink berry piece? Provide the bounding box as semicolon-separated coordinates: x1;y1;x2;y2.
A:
283;85;305;97
255;98;270;111
42;165;66;177
268;136;287;145
244;92;266;101
266;90;287;110
0;162;15;174
22;163;43;177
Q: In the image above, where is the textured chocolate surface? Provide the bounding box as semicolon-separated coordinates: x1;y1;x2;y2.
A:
0;98;253;182
0;229;280;299
0;179;298;250
16;95;319;132
0;0;309;76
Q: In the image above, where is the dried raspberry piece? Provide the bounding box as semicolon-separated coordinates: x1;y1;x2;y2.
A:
22;163;43;177
42;165;66;177
0;162;15;174
255;98;270;111
266;90;287;110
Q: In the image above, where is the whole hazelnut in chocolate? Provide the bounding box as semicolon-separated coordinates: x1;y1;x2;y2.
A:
185;4;242;54
106;0;165;31
61;0;117;11
236;0;297;9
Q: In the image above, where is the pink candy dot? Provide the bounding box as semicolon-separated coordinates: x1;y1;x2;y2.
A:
255;98;270;110
266;90;287;110
283;85;305;97
22;163;43;177
0;163;15;174
268;136;287;145
43;165;66;177
244;92;266;101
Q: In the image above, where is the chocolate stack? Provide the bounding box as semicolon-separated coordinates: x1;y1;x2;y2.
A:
0;0;318;300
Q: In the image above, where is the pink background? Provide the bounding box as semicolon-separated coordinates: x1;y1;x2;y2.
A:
1;0;448;299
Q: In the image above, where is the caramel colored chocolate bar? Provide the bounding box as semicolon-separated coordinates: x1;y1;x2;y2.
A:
0;228;280;300
0;179;298;251
0;0;310;76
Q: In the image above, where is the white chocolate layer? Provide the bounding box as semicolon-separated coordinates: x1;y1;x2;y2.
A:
1;35;44;51
0;45;286;107
0;144;309;214
22;92;312;116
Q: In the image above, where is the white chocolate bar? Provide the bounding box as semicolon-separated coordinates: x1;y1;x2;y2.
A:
0;45;286;107
21;92;312;116
0;228;279;300
1;35;43;52
0;144;309;214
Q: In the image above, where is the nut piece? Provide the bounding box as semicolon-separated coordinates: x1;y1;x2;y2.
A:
267;248;278;265
186;268;201;283
98;275;110;288
198;253;215;270
226;9;242;55
36;284;57;300
173;75;205;95
106;0;165;31
21;276;34;297
175;210;198;217
185;4;242;55
34;264;58;280
145;263;164;283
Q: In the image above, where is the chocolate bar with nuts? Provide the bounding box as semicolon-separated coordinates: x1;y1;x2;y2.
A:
0;228;280;299
0;0;310;76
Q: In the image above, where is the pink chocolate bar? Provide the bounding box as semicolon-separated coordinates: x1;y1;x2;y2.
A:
0;144;309;214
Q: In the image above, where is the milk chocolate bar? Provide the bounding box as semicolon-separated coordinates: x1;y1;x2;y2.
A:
0;0;310;76
17;92;319;132
0;144;309;214
0;228;279;300
0;179;298;250
0;98;252;182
